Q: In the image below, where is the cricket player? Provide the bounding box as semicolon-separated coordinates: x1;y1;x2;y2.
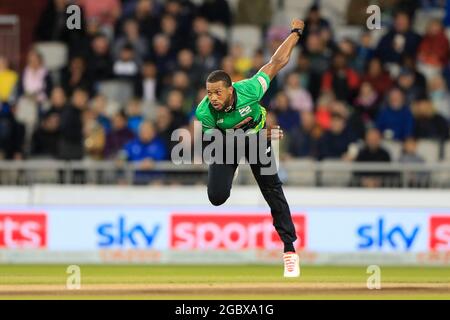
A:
195;19;305;277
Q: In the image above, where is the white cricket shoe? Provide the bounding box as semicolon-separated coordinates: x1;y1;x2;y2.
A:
283;252;300;278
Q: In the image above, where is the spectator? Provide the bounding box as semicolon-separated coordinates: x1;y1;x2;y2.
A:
412;99;449;141
113;45;141;84
87;34;113;83
91;95;112;133
305;33;333;79
18;49;52;104
375;11;421;67
354;81;380;123
230;43;252;77
30;111;60;159
354;128;392;188
362;58;394;97
376;88;414;141
317;113;353;160
321;52;360;103
149;34;175;94
122;120;168;184
417;19;450;81
195;34;221;79
168;71;196;113
83;111;106;161
189;16;227;58
138;61;158;104
113;18;148;63
175;48;203;90
104;111;135;159
77;0;121;36
58;88;88;160
294;53;322;102
166;90;189;130
0;56;18;103
301;4;332;47
125;0;160;43
154;106;176;154
428;75;450;122
271;92;300;132
200;0;232;27
47;87;67;115
60;56;92;97
284;72;313;113
126;99;144;135
0;103;25;160
396;68;427;104
160;14;184;53
221;56;244;83
288;111;321;158
35;0;66;40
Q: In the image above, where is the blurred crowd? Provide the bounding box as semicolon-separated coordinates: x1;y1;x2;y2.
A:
1;0;450;181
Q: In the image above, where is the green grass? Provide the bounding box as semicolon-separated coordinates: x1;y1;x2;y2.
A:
0;265;448;299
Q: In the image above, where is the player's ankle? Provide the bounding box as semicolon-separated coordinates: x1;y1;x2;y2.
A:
283;243;295;253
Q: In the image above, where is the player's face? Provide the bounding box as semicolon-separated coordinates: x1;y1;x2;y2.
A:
206;81;233;111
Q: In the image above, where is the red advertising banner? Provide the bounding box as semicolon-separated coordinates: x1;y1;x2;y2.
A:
429;216;450;251
171;214;306;250
0;213;47;248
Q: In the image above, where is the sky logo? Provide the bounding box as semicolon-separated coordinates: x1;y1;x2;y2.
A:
357;217;420;251
97;216;161;248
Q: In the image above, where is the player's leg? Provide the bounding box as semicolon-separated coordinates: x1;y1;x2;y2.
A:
248;134;300;277
207;163;238;206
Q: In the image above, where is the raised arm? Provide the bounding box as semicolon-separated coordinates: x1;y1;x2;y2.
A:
260;19;305;80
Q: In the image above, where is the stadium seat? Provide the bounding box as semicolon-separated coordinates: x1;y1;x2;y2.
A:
209;23;228;43
284;158;317;186
230;25;262;57
34;42;68;72
98;80;134;107
413;8;445;34
443;141;450;162
416;139;440;163
335;26;363;42
382;140;402;162
320;160;352;187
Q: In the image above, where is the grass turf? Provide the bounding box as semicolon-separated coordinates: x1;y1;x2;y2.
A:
0;265;448;299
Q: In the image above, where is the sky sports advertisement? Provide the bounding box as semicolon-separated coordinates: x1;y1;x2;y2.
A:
0;207;448;254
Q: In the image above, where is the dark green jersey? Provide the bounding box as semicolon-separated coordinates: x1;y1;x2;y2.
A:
195;71;270;134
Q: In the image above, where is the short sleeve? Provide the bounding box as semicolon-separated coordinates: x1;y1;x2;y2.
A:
235;71;271;101
195;96;216;133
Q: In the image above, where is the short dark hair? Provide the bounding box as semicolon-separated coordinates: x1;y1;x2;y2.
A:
206;70;232;87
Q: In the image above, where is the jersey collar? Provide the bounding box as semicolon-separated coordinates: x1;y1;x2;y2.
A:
223;87;237;113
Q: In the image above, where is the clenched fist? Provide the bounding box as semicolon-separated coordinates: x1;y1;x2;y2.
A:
291;18;305;31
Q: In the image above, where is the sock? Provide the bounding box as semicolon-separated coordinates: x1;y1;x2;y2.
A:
284;243;295;253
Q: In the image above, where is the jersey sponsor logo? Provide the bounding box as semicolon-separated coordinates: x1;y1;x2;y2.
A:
239;106;252;117
170;214;306;250
257;76;268;93
429;216;450;251
0;213;47;248
217;119;224;124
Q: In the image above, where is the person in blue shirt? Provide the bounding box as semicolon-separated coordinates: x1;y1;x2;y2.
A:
376;87;414;141
122;120;168;184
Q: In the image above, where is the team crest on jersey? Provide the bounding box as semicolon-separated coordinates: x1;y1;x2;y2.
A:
239;105;252;117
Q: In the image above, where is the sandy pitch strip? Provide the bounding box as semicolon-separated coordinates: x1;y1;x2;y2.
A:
0;283;449;296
